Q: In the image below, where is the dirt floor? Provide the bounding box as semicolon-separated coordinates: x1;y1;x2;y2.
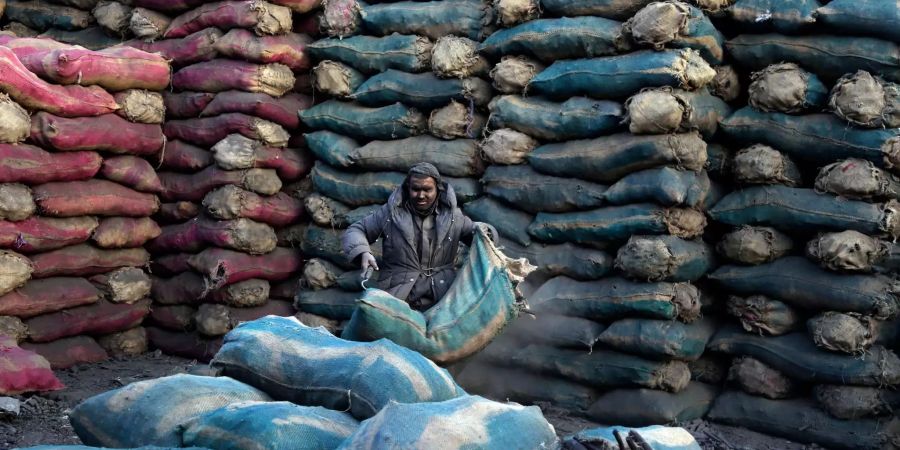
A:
2;353;817;450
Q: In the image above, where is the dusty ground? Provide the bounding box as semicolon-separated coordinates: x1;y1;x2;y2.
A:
3;354;815;449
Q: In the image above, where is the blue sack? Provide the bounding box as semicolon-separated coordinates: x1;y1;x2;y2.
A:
539;0;656;20
488;95;623;141
337;395;559;449
586;383;718;427
299;100;425;140
212;315;464;419
478;16;626;62
720;107;900;167
361;0;495;41
19;447;209;450
463;196;534;246
726;34;900;83
528;204;707;244
349;136;484;177
307;34;434;74
725;0;819;34
624;87;731;138
708;185;900;239
564;425;701;450
295;288;360;320
69;375;270;448
482;165;607;213
602;167;711;208
529;132;707;183
497;239;613;280
615;235;716;282
622;1;725;64
528;49;716;100
5;1;91;31
815;0;900;44
351;70;492;110
304;130;359;168
458;363;599;412
596;316;719;361
181;401;359;450
340;225;533;364
40;27;124;50
746;63;828;114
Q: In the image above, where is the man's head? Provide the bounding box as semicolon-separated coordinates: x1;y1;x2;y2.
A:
406;162;441;213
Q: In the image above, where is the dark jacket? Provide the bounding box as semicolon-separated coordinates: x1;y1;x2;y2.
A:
342;181;475;303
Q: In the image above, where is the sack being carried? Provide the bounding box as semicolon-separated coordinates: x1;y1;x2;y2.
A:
341;224;535;364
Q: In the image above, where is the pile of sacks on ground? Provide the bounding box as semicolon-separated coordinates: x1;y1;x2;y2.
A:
20;315;705;450
0;33;171;390
295;0;900;449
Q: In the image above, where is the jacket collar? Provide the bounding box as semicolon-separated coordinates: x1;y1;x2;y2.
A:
386;181;457;257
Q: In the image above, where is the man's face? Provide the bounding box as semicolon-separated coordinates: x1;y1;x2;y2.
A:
408;175;438;212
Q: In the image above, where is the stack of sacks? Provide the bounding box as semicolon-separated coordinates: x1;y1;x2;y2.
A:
0;36;170;368
1;0;122;49
455;0;732;426
295;0;499;332
131;0;316;362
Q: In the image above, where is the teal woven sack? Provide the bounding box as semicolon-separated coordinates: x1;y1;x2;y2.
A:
341;225;533;364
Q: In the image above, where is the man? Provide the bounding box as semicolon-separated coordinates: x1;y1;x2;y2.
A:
342;163;494;312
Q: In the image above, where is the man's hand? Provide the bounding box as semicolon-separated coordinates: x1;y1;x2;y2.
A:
360;252;379;273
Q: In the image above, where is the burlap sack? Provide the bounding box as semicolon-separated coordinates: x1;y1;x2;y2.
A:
732;144;802;186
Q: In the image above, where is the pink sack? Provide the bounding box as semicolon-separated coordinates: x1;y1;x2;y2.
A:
25;299;150;342
163;113;289;148
159;140;213;172
0;277;100;318
30;244;151;278
121;28;222;67
188;246;301;287
91;217;162;249
0;336;65;394
30;112;165;156
150;253;194;277
34;179;160;217
212;135;313;181
147;217;276;255
203;186;304;227
150;272;205;305
163;91;217;119
213;29;312;71
164;0;292;38
21;336;108;370
0;144;102;184
155;201;200;224
0;46;119;117
101;156;164;193
201;91;311;129
172;59;294;97
158;166;281;202
0;216;99;253
38;46;171;91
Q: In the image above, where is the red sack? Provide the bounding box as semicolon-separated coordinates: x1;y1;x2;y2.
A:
200;91;312;129
212;134;313;181
91;217;162;249
131;0;205;13
101;156;164;193
270;0;320;13
147;217;277;255
160;140;213;172
188;246;302;287
0;35;78;73
164;0;292;38
38;46;171;91
0;46;118;117
0;336;65;394
25;298;151;342
145;326;221;362
203;186;304;227
0;216;99;253
155;201;200;224
34;179;160;217
150;253;194;276
121;28;222;67
163;113;289;148
172;60;295;97
151;272;205;305
21;336;108;369
0;144;102;185
30;244;150;278
159;166;281;202
148;304;196;331
214;29;312;71
0;277;100;318
30;112;165;156
163;92;217;119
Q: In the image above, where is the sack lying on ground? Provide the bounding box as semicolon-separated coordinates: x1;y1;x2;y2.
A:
488;95;622;141
528;49;716;100
726;0;817;34
621;1;725;64
530;276;701;322
528;204;706;244
350;70;491;111
0;335;64;395
829;71;900;128
710;256;900;319
308;34;433;74
563;425;701;450
586;382;718;427
337;395;559;450
615;235;716;282
478;16;626;62
21;335;108;369
726;34;900;83
707;325;900;386
726;295;800;336
212;316;463;419
482;165;606;213
360;0;494;41
529;132;706;182
341;226;533;364
625;87;730;137
300;100;425;140
815;0;900;44
70;374;271;448
602;167;711;208
728;356;796;400
182;401;359;450
707;390;899;450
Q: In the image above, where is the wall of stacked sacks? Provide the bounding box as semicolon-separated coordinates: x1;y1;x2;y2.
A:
295;0;900;449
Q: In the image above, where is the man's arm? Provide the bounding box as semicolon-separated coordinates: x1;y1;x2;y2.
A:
459;212;499;245
341;205;388;264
